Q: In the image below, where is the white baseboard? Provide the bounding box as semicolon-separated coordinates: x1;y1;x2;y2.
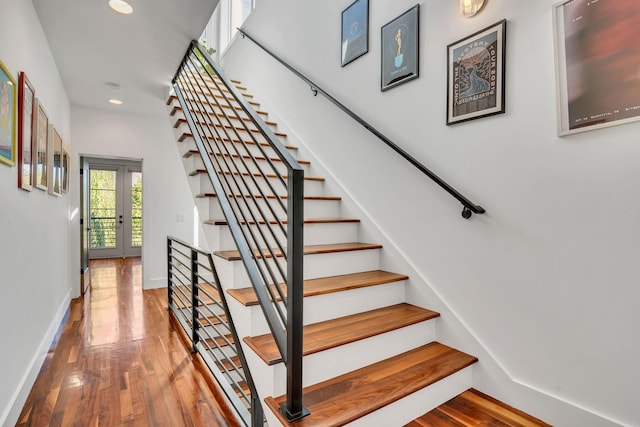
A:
145;277;167;290
1;289;71;427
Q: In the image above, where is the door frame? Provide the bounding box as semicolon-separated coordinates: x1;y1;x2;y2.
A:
81;156;143;269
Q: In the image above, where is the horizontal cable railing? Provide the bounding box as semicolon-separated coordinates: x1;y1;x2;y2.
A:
167;236;263;427
171;41;308;421
237;28;485;219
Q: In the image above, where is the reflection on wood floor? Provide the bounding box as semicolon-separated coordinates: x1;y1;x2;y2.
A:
17;257;240;427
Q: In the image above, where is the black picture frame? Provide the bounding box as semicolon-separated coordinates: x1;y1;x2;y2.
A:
341;0;369;66
18;72;36;191
381;5;420;91
446;19;507;125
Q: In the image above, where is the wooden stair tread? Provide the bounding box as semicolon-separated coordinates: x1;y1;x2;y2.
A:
407;389;551;427
205;217;359;227
264;342;477;426
185;166;324;182
174;117;287;139
170;103;269;118
194;192;340;201
245;303;439;365
228;270;407;307
166;93;260;108
178;143;310;164
214;242;382;261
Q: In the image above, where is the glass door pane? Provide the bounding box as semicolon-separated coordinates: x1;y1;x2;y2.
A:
130;172;142;248
89;169;119;250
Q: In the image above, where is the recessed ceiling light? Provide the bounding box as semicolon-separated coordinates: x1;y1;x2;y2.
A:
109;0;133;15
109;99;123;105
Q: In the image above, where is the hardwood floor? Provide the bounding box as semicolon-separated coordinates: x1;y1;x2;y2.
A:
16;257;241;427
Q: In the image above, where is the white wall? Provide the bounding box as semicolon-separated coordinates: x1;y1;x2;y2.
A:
70;106;205;291
222;0;639;425
0;0;72;425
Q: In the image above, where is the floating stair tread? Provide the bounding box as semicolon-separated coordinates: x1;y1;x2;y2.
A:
166;93;260;108
245;303;439;365
194;192;340;201
406;389;551;427
170;104;269;118
178;143;310;164
174;117;286;138
264;342;477;427
185;166;323;182
205;217;359;227
227;270;407;307
214;242;382;261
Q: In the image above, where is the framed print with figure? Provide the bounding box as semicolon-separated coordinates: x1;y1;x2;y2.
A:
48;124;62;196
447;20;506;125
34;100;49;190
381;5;419;91
553;0;640;135
0;60;17;166
18;72;36;190
341;0;369;66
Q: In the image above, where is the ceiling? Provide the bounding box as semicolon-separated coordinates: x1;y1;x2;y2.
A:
32;0;219;116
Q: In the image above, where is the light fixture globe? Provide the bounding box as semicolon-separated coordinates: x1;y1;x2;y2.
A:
460;0;485;18
109;0;133;15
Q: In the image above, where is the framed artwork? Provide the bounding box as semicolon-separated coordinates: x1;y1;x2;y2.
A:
34;100;49;190
0;60;17;166
61;148;70;194
48;124;63;196
447;20;506;125
341;0;369;66
381;5;419;91
553;0;640;135
18;72;36;190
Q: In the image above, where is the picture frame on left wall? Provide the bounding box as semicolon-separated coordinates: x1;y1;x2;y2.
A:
48;124;63;196
33;99;49;190
18;72;36;190
0;60;17;166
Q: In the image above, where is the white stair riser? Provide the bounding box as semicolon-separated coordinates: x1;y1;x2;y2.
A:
268;322;437;394
214;248;381;289
346;368;473;427
187;170;324;197
198;197;341;222
205;221;360;250
235;279;406;336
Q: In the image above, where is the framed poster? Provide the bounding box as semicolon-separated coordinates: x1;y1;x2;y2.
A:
381;5;419;91
553;0;640;135
447;20;506;125
34;100;49;190
0;60;17;166
18;72;36;190
341;0;369;66
48;124;62;196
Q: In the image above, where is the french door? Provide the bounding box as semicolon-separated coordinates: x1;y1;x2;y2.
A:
88;161;142;259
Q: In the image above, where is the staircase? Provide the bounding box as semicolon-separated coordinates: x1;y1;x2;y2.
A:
166;48;548;426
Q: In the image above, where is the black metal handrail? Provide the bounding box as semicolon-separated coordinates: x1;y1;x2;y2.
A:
171;41;308;421
237;28;485;219
167;236;263;426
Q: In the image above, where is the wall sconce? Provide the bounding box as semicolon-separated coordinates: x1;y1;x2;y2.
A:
459;0;485;18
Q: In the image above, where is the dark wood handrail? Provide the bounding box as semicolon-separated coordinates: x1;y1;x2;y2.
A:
237;28;485;219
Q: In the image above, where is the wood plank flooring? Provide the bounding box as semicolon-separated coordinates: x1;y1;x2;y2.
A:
16;257;241;427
